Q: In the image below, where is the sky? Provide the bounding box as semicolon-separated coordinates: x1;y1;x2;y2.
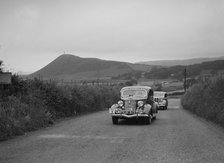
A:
0;0;224;74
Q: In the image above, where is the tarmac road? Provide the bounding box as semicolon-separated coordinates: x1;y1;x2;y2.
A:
0;98;224;163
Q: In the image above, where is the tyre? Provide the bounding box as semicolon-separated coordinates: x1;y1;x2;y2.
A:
153;115;156;120
112;117;118;124
146;116;152;125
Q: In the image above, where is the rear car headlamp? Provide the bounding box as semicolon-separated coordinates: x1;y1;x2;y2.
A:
161;100;166;105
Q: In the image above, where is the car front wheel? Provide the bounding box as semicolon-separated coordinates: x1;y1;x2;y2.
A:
112;117;118;124
146;116;152;125
153;115;156;120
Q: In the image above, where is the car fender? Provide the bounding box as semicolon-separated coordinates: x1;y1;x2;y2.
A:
143;104;152;114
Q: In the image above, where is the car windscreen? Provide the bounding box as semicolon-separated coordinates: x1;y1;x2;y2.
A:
121;89;147;99
154;92;165;98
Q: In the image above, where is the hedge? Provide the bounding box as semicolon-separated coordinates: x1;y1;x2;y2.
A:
0;76;121;141
181;77;224;126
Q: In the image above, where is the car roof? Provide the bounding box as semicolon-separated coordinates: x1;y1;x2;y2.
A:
154;91;167;98
120;86;152;100
121;86;152;92
154;91;167;94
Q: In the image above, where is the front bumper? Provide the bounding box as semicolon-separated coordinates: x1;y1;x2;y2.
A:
158;104;166;107
111;113;149;118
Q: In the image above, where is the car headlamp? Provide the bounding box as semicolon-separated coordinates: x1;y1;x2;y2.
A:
137;101;144;107
118;100;124;107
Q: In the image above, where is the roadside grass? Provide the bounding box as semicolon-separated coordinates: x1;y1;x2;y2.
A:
0;76;121;141
181;77;224;127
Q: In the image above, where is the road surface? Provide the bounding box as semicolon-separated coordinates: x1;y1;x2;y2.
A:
0;98;224;163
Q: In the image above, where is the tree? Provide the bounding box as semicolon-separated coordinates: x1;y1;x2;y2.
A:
154;83;162;91
125;79;138;86
0;60;3;73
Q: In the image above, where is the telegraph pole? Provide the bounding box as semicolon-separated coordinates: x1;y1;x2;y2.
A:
184;68;187;92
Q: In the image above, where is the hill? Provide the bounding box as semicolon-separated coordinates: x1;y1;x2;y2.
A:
29;54;152;81
138;56;224;67
144;60;224;79
113;60;224;80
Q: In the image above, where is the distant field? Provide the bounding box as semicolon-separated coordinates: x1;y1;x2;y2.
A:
138;79;184;92
162;81;183;92
137;81;154;86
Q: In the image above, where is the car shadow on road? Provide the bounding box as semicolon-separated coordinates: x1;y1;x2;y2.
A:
117;119;154;126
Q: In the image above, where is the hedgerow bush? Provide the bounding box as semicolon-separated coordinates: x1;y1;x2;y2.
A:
181;77;224;126
0;95;52;140
0;75;121;141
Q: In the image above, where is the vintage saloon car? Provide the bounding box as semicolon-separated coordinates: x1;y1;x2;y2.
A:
109;86;158;125
154;91;168;110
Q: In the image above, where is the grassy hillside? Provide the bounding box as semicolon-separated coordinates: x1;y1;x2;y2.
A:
30;54;132;79
127;63;154;71
29;55;224;81
114;60;224;80
29;54;152;81
138;56;224;66
145;60;224;79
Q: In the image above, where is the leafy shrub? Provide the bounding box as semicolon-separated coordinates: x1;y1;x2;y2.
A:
0;96;52;140
0;75;122;141
125;79;138;86
181;77;224;126
70;85;120;114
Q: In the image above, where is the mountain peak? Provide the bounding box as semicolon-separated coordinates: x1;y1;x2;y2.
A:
57;54;81;59
29;54;140;80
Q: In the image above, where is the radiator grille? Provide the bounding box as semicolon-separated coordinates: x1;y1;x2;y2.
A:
124;100;136;112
